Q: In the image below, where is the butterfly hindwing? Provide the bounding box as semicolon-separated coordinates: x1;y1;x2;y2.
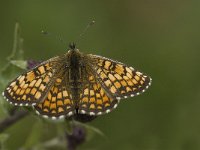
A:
34;77;75;119
2;57;58;106
78;72;119;115
87;54;152;100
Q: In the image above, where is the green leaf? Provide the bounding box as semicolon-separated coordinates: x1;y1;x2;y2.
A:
10;60;27;70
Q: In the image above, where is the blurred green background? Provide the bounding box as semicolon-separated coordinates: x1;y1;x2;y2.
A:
0;0;200;150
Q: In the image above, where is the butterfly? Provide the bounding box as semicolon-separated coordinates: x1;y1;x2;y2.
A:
2;43;152;120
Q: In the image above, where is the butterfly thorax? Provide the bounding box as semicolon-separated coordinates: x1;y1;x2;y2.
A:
68;49;82;82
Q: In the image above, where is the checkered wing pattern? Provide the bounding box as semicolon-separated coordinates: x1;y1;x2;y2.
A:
34;77;75;119
78;73;119;115
2;57;58;106
88;54;152;101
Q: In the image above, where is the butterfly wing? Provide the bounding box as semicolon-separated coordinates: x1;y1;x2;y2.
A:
33;76;75;119
2;57;59;106
86;54;152;101
78;71;119;116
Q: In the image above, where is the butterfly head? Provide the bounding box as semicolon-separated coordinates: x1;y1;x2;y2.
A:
68;42;80;54
69;42;76;50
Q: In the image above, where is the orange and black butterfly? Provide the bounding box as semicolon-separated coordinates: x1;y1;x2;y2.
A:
2;43;152;119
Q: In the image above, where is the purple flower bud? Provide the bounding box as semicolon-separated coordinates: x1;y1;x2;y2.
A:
27;60;42;69
66;125;86;150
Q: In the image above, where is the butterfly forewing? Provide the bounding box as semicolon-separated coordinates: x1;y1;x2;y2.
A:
34;77;75;119
2;57;59;106
87;54;152;100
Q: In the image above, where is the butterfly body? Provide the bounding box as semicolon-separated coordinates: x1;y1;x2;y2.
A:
65;49;84;109
2;45;152;119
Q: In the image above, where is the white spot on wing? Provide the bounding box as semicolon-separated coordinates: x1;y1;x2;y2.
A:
43;115;48;119
114;104;118;109
59;115;65;119
97;112;102;115
89;112;95;115
35;110;40;115
68;111;73;116
80;110;86;114
106;109;111;113
136;71;143;75
116;97;121;100
2;92;4;96
51;116;56;120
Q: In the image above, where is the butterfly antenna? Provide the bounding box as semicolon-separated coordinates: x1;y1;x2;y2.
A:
41;30;67;45
75;20;95;43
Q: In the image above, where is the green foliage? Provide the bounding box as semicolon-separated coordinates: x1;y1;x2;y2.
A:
10;60;27;70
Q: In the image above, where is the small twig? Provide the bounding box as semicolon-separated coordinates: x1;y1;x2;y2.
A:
0;109;29;133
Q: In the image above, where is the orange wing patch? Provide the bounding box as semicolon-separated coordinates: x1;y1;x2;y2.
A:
2;59;57;106
89;54;152;100
78;73;119;115
34;78;75;119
